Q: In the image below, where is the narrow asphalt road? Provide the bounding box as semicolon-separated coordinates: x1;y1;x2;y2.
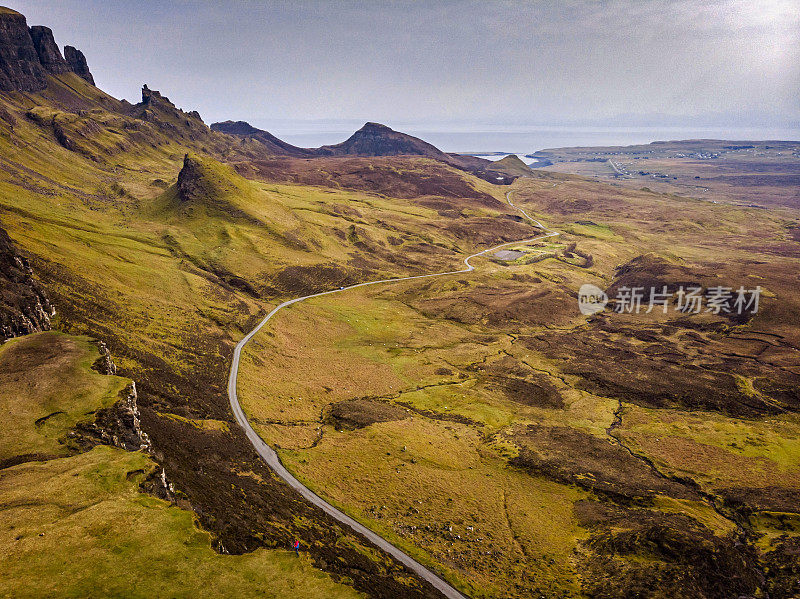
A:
227;190;559;599
608;159;628;177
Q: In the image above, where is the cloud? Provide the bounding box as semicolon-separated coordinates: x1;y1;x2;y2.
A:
12;0;800;127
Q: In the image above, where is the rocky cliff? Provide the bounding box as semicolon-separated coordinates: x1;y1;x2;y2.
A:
0;7;47;91
135;85;204;127
75;379;151;452
0;7;94;92
0;223;55;340
176;152;206;203
68;340;152;454
140;83;172;108
64;45;94;84
29;25;70;74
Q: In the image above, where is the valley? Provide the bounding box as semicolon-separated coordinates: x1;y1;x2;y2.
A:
236;173;800;597
0;5;798;598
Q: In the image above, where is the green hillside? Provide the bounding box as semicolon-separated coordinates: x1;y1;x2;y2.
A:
0;332;361;599
0;69;532;598
0;19;799;598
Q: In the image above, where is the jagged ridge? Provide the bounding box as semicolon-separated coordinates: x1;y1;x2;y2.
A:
211;119;524;184
0;6;94;92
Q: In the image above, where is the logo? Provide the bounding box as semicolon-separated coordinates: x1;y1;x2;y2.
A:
578;284;608;315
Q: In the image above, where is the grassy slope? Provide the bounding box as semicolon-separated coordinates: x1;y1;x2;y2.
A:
0;447;362;599
0;83;487;379
0;73;537;597
0;74;533;398
0;332;360;598
0;332;127;461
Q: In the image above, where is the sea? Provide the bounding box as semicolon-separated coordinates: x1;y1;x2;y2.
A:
262;123;800;162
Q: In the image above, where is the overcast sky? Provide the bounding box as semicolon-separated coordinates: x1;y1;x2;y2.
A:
12;0;800;133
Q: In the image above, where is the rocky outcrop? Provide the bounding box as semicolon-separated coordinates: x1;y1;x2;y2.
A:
141;466;175;502
176;153;204;202
0;7;47;92
64;45;93;84
73;341;150;452
140;83;172;108
0;8;95;92
29;25;69;74
91;340;117;375
133;85;206;133
0;223;55;341
74;376;151;452
97;381;151;452
139;84;198;119
171;153;263;224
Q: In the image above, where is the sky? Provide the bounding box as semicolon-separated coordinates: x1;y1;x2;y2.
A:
11;0;800;140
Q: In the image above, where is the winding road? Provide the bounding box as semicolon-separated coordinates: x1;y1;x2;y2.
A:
227;190;559;599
